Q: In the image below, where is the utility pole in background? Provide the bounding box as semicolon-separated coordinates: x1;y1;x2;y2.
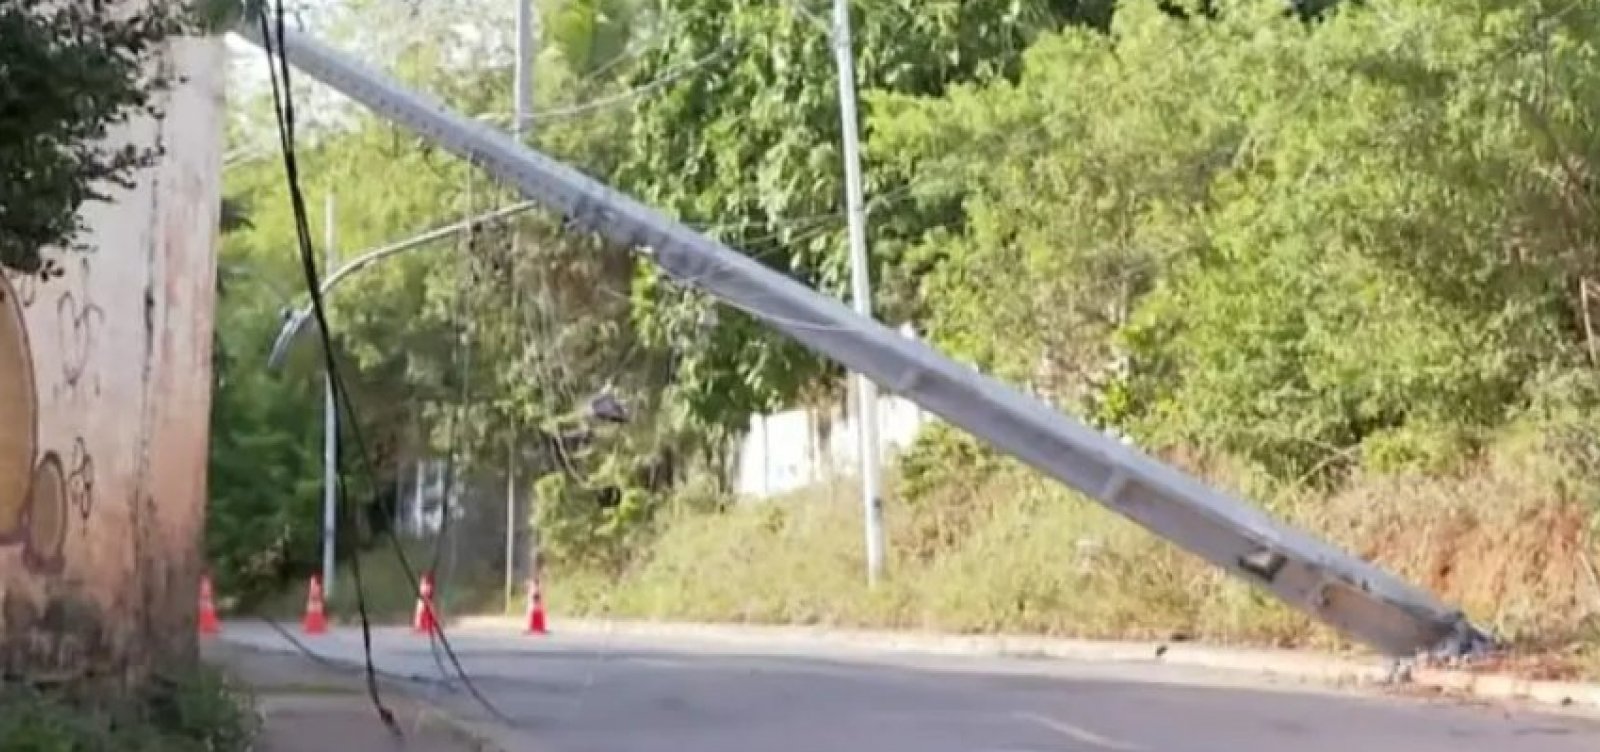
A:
505;0;536;613
829;0;884;585
322;192;339;598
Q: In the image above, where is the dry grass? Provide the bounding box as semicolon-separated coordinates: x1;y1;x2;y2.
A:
549;437;1600;678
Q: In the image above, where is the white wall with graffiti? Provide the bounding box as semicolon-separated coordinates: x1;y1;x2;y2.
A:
0;38;225;680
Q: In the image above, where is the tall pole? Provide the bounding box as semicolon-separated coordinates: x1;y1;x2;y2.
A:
514;0;534;136
322;191;339;597
829;0;884;584
506;0;536;612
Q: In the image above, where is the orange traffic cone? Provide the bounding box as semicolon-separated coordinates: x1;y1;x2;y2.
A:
302;575;329;635
198;574;221;636
412;572;438;635
524;577;547;635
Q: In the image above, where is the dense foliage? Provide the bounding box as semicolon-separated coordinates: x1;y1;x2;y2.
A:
880;0;1600;481
208;0;1600;614
0;1;194;274
210;0;686;596
614;0;1118;428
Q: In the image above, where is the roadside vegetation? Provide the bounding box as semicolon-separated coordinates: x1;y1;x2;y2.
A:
0;667;258;752
553;432;1600;678
218;0;1600;675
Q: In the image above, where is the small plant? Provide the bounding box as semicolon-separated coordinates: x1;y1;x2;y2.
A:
0;684;105;751
139;666;260;752
896;422;1004;506
0;666;258;752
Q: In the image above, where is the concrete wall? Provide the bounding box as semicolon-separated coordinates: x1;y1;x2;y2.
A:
0;37;225;684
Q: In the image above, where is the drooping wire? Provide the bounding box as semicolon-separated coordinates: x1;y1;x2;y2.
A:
255;2;396;734
253;4;521;729
424;167;482;680
429;170;477;582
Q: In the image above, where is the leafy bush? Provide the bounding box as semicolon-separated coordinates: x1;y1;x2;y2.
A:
896;422;1005;507
0;666;258;752
0;2;192;274
534;471;664;574
875;0;1600;483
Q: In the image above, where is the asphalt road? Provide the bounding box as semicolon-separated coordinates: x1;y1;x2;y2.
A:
218;622;1600;752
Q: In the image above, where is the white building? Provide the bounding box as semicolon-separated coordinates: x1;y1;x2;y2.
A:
732;323;935;499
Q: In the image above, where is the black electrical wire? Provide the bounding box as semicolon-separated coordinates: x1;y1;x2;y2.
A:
255;3;396;734
423;173;480;682
260;614;462;693
431;171;479;580
252;1;520;731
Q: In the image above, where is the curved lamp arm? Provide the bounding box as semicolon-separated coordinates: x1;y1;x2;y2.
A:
264;200;539;370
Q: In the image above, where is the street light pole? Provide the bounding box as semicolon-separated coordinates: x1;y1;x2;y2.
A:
515;0;534;137
322;191;339;598
828;0;884;585
506;0;536;613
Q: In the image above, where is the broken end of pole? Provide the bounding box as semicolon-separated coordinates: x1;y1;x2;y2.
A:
1305;570;1495;663
1381;616;1497;686
1422;615;1498;663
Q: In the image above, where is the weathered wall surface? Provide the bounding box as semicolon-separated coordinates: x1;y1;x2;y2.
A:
0;36;224;684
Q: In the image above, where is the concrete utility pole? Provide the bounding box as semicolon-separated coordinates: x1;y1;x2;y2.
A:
239;18;1494;661
322;191;339;598
829;0;884;585
506;0;537;612
515;0;534;137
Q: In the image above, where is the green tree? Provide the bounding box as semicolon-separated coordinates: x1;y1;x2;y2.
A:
1117;0;1600;477
872;0;1600;480
614;0;1117;431
206;264;327;599
0;2;190;274
209;1;714;588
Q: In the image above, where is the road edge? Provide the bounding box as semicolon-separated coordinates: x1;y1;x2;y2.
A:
453;615;1600;712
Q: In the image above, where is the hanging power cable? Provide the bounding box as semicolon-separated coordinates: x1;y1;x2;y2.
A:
255;1;397;733
425;166;482;679
253;2;520;730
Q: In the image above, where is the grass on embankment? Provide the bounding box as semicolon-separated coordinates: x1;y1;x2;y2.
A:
244;429;1600;680
548;432;1600;679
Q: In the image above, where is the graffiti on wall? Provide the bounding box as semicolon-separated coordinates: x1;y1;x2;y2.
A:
0;37;222;683
53;255;106;400
1;267;88;574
